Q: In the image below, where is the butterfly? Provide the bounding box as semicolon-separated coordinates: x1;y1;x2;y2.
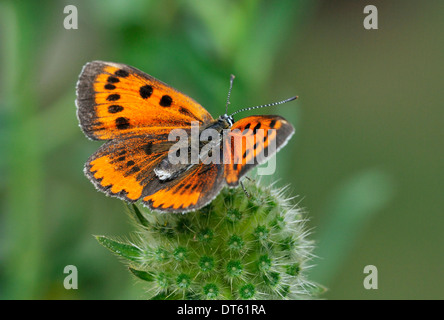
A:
76;61;296;213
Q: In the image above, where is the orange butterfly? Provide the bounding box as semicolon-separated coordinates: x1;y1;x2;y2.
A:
76;61;296;213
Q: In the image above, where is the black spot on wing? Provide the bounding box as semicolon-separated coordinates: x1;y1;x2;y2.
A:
108;105;124;113
179;107;197;119
143;142;153;155
115;69;129;78
115;117;130;129
139;85;153;99
107;94;120;101
128;166;140;174
107;76;119;83
160;95;173;107
253;123;261;134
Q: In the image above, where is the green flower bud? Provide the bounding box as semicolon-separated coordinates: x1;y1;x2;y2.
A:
97;179;323;299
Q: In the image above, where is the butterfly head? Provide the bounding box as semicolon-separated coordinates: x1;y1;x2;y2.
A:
218;114;234;128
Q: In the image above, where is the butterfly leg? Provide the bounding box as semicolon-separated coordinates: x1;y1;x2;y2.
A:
244;176;256;183
240;181;250;198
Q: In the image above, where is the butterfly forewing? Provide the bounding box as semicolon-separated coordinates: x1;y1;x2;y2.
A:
76;61;214;141
224;115;295;186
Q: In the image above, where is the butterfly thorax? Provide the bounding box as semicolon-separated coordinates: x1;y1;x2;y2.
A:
153;115;233;181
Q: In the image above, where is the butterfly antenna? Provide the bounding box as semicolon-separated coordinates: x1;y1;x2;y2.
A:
225;74;235;115
230;96;298;117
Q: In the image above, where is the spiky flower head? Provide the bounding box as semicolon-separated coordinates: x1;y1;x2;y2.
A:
96;179;323;299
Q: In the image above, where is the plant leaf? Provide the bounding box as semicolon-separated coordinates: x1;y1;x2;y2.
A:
129;267;155;282
95;235;142;262
126;203;150;228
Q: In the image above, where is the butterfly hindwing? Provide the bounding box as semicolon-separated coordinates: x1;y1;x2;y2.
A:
76;61;214;141
142;163;225;213
85;135;175;202
224;115;295;186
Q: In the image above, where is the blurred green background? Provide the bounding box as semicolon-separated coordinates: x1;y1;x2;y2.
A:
1;0;443;299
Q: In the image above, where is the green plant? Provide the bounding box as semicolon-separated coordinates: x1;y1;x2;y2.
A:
97;179;323;299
